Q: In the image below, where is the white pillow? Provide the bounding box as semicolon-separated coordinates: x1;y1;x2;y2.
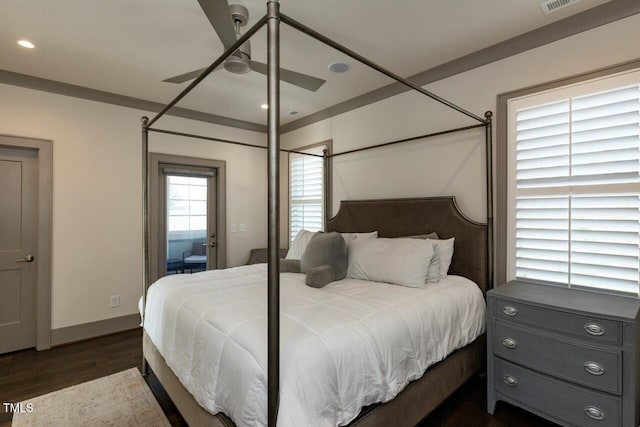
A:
405;234;441;283
431;237;455;279
347;237;434;288
425;246;442;283
341;231;378;248
286;229;318;260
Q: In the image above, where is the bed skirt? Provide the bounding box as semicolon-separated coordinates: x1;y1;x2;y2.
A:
143;331;485;427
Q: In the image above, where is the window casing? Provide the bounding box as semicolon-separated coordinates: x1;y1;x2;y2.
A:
507;70;640;297
289;144;326;242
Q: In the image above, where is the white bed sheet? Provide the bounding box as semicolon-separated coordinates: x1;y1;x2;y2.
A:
143;264;486;427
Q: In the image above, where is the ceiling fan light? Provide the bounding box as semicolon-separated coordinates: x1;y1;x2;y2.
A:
224;52;251;74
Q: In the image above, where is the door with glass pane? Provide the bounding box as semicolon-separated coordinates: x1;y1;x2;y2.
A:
160;165;217;276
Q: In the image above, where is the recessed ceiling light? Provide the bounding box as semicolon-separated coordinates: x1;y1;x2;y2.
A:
260;104;268;110
328;62;349;73
17;40;35;49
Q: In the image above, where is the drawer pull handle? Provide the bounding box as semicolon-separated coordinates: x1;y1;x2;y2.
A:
584;361;605;376
502;305;518;317
584;323;605;336
502;338;517;349
584;405;606;421
503;375;518;387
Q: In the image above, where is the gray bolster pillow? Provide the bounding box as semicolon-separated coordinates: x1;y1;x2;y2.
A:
279;258;301;273
300;231;347;287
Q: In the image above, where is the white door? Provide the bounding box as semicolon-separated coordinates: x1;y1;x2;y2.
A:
0;146;38;353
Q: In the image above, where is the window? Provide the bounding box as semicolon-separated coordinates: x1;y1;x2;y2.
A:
508;70;640;296
167;175;208;232
289;144;326;242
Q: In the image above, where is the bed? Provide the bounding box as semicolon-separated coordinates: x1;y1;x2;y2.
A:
143;197;489;426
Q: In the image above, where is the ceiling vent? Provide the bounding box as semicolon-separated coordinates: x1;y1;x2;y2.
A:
540;0;582;14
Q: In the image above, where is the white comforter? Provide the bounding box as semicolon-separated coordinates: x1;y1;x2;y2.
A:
143;264;485;427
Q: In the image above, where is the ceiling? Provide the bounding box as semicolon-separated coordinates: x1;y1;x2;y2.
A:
0;0;613;127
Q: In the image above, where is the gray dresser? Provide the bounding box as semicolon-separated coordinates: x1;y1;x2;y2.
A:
487;280;640;427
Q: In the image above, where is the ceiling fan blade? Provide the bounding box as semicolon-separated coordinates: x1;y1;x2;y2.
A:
197;0;237;50
163;65;222;84
249;60;326;92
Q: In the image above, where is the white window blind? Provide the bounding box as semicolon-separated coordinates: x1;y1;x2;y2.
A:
289;147;325;242
509;74;640;296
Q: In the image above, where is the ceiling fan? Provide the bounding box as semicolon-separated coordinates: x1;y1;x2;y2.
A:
163;0;326;92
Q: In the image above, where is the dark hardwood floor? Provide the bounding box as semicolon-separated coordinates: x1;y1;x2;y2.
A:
0;328;555;426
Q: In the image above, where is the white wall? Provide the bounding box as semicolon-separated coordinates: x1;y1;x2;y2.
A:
0;84;269;329
282;14;640;224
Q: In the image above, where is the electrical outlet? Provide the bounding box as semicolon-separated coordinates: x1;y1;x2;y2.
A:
239;223;246;232
231;223;237;233
110;295;120;308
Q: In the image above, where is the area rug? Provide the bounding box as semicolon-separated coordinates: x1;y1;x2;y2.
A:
11;368;171;426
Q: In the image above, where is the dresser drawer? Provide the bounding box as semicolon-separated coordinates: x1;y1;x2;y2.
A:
494;298;621;345
495;358;621;427
494;321;621;394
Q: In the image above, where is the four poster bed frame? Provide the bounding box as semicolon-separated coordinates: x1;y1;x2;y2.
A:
140;1;494;426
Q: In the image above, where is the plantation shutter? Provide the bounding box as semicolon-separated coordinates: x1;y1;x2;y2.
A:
290;151;324;242
513;84;640;296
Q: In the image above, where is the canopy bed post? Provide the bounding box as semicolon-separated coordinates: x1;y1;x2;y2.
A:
266;0;281;425
323;148;331;225
139;2;495;422
141;115;150;376
484;111;494;289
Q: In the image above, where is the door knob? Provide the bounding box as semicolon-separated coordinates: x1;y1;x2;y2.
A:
16;254;35;263
209;242;217;247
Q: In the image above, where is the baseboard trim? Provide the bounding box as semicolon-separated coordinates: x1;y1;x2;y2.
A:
51;314;141;347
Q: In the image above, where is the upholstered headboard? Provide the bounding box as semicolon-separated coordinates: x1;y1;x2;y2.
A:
326;197;489;292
